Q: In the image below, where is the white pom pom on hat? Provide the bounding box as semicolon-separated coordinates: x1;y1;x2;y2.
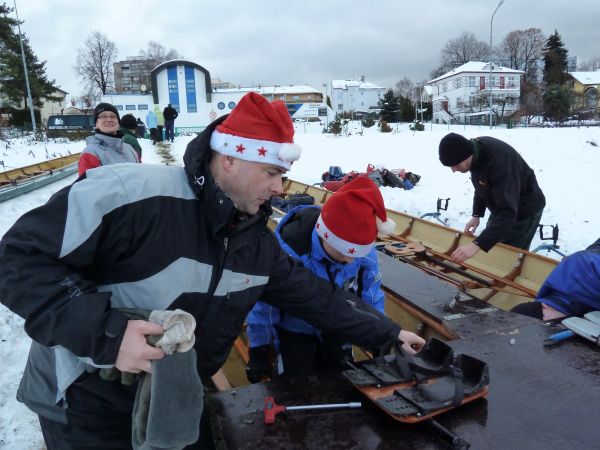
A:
376;216;396;235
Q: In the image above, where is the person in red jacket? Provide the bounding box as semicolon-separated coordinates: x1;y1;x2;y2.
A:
78;103;140;176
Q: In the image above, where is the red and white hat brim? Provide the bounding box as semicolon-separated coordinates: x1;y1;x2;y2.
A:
210;129;301;170
315;216;373;258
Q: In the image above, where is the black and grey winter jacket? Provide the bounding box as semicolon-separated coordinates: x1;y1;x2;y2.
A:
0;117;400;423
469;136;546;252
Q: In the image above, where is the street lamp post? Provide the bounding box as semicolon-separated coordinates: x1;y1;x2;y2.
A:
489;0;505;129
322;83;329;127
13;0;36;131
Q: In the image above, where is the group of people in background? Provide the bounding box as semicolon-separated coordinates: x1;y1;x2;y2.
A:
145;103;179;145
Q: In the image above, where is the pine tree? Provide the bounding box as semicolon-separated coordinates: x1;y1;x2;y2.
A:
378;89;400;123
543;30;568;86
0;4;60;109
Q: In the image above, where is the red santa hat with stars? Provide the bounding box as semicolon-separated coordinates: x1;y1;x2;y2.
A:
316;177;396;258
210;92;302;170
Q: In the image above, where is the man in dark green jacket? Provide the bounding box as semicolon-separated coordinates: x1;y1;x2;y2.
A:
119;113;142;160
439;132;545;263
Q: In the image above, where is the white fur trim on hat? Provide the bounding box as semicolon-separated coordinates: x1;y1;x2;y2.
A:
376;217;396;235
210;129;302;170
316;216;373;258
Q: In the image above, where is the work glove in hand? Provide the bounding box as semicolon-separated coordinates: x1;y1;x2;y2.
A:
245;345;272;383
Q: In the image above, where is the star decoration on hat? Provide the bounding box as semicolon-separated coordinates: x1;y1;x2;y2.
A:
236;144;245;153
257;147;267;157
347;248;356;255
324;232;329;239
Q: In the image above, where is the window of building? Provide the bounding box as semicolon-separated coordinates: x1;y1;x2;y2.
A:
228;101;236;109
292;95;300;100
138;104;148;110
360;91;364;95
469;77;476;87
217;102;225;110
126;105;136;110
453;78;462;89
338;104;343;111
115;105;123;111
185;66;197;113
507;76;516;88
441;82;447;92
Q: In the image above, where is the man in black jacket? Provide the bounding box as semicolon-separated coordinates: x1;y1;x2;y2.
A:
163;103;179;142
439;132;546;264
0;92;424;449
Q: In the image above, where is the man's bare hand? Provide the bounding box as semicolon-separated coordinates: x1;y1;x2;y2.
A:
450;242;481;264
463;216;480;235
115;320;165;373
398;330;425;355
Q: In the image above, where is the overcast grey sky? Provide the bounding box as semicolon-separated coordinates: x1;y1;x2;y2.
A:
15;0;600;96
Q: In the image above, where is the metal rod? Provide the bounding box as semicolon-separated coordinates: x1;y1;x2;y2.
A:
286;402;361;411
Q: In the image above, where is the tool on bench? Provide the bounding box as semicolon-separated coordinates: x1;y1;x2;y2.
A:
263;396;361;424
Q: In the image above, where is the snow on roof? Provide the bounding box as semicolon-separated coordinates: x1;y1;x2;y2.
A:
331;80;385;90
429;61;524;84
214;85;321;94
258;85;321;94
569;71;600;86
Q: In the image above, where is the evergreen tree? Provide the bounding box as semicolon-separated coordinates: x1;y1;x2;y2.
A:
543;85;571;122
543;30;568;86
0;3;60;109
378;89;400;123
397;95;416;122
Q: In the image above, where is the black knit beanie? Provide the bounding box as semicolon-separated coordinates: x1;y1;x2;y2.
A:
439;133;474;166
94;102;120;123
120;114;137;130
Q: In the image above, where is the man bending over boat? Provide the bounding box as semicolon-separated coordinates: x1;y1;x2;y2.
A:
0;92;424;449
246;177;389;381
438;132;546;264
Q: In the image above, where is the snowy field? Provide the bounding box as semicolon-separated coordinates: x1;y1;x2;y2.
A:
1;122;599;448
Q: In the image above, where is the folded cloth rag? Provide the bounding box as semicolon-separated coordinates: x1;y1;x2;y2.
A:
132;350;203;450
149;309;196;355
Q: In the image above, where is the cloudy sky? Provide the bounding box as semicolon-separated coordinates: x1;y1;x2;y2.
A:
14;0;600;96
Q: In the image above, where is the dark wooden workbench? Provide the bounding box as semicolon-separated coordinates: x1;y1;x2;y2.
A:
208;254;600;450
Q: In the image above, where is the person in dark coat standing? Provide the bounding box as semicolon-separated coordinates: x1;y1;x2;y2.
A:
0;92;424;449
136;117;146;138
163;103;179;142
439;132;545;263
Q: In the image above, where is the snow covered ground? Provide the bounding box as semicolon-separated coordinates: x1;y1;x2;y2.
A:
1;123;599;448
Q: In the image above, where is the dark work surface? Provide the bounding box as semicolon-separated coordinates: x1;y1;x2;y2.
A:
377;252;540;338
208;322;600;450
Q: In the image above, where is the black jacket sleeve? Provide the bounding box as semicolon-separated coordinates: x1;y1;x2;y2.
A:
0;181;128;366
261;236;401;349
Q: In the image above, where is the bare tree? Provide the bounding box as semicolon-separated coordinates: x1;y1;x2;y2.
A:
578;56;600;71
440;31;490;69
395;76;415;101
75;31;117;95
139;41;182;64
500;28;544;83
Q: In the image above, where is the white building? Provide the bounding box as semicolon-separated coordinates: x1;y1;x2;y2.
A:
330;77;386;116
102;60;332;130
428;61;524;125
